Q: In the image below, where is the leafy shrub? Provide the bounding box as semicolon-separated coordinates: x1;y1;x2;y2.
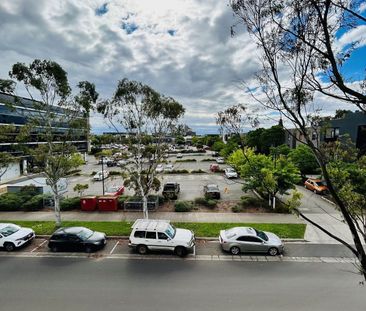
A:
191;169;205;174
22;194;45;211
232;205;243;213
194;197;217;209
0;193;23;211
175;159;197;162
174;201;193;212
240;196;264;208
201;158;214;162
60;197;80;211
165;169;189;174
67;169;82;176
90;171;97;176
109;171;122;175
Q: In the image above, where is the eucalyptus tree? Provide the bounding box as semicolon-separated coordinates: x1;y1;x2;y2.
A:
4;59;86;226
230;0;366;279
98;78;185;219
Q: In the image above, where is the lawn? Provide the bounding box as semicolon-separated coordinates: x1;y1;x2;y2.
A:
2;220;306;239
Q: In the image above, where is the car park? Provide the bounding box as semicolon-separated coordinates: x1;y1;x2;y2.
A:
210;163;220;172
93;170;109;181
48;227;107;253
128;219;195;257
204;184;221;199
219;227;284;256
304;178;328;194
216;157;225;164
0;223;35;251
224;167;238;178
105;185;125;196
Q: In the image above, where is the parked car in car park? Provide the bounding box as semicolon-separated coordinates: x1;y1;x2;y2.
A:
98;157;110;164
304;178;328;194
219;227;284;256
156;164;164;173
224;167;238;178
164;164;174;172
210;163;220;172
129;219;195;257
216;157;225;164
0;223;35;251
162;182;180;199
48;227;107;253
105;185;125;196
106;160;117;167
204;184;221;199
176;153;183;158
93;170;109;181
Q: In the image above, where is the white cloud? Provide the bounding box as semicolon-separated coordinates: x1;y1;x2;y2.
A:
0;0;363;134
336;25;366;49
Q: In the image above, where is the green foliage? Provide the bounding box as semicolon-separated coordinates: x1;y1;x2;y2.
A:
175;158;197;162
22;194;46;211
60;197;80;211
174;201;193;212
190;169;205;174
194;197;217;209
245;125;285;154
0;193;24;211
175;135;185;145
0;185;46;211
0;152;15;178
73;184;89;197
211;141;225;152
288;144;319;177
164;169;189;174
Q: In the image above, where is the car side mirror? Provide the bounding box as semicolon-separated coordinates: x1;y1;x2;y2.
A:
167;237;171;241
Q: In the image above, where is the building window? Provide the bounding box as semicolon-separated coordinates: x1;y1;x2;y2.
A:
325;128;339;140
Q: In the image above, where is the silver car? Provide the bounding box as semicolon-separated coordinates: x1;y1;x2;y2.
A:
219;227;284;256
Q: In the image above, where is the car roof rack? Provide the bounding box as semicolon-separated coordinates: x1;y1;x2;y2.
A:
131;219;170;231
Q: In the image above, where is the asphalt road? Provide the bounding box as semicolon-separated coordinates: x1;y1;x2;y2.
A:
0;258;364;311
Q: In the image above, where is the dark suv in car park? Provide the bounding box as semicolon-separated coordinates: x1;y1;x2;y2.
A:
48;227;107;253
204;184;221;199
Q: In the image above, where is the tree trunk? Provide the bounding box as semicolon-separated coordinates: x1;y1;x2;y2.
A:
142;195;148;219
54;192;62;227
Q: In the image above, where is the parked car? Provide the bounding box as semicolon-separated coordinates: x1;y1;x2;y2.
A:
48;227;107;253
162;182;180;200
0;223;35;251
304;178;328;194
176;153;183;158
216;157;225;164
212;151;219;157
117;159;129;167
128;219;195;257
98;157;110;164
210;163;220;172
219;227;284;256
105;185;125;196
93;170;109;181
224;167;238;178
164;164;174;172
106;160;117;167
204;184;221;199
156;164;164;173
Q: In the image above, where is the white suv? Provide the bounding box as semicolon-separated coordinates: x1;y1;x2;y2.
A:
128;219;195;257
0;223;35;251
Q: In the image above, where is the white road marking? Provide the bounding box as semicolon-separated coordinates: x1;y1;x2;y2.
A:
109;240;119;254
30;239;47;253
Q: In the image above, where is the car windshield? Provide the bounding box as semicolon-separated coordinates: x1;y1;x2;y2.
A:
225;228;237;239
255;229;268;241
165;225;176;239
76;228;94;240
0;224;20;237
315;181;326;187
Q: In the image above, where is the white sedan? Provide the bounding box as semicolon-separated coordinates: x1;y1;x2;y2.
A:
224;167;238;178
156;164;164;173
93;170;109;181
0;223;35;251
216;157;225;164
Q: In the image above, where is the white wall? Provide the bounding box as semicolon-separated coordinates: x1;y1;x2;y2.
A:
0;161;21;183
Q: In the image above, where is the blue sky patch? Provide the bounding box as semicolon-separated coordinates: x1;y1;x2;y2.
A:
121;22;138;34
167;29;176;36
95;3;108;16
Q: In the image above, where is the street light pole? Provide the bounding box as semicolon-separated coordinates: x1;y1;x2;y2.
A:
101;155;105;195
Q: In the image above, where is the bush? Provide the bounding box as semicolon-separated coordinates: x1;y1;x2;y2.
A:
90;171;97;176
22;194;45;211
109;171;122;176
191;169;205;174
240;196;264;208
117;195;129;209
174;201;193;212
0;193;23;211
232;205;243;213
60;197;80;211
201;158;214;162
194;197;217;209
175;159;197;162
67;169;82;176
165;169;189;174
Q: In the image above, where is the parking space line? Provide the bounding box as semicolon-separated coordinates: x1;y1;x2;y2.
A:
30;239;47;253
109;240;119;254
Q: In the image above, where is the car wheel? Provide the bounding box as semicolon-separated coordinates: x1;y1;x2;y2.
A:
268;247;279;256
230;246;240;255
50;245;59;252
175;246;187;257
4;242;15;252
136;244;148;255
85;245;94;253
313;189;317;194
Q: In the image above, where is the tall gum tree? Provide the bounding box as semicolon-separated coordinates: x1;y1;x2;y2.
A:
230;0;366;279
98;78;185;219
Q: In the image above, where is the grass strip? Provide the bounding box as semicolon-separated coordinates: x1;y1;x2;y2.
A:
2;220;306;239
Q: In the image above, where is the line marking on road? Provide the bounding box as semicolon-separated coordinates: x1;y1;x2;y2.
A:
109;240;119;254
30;239;47;253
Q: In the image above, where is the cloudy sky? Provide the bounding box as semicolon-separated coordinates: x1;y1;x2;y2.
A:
0;0;365;134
